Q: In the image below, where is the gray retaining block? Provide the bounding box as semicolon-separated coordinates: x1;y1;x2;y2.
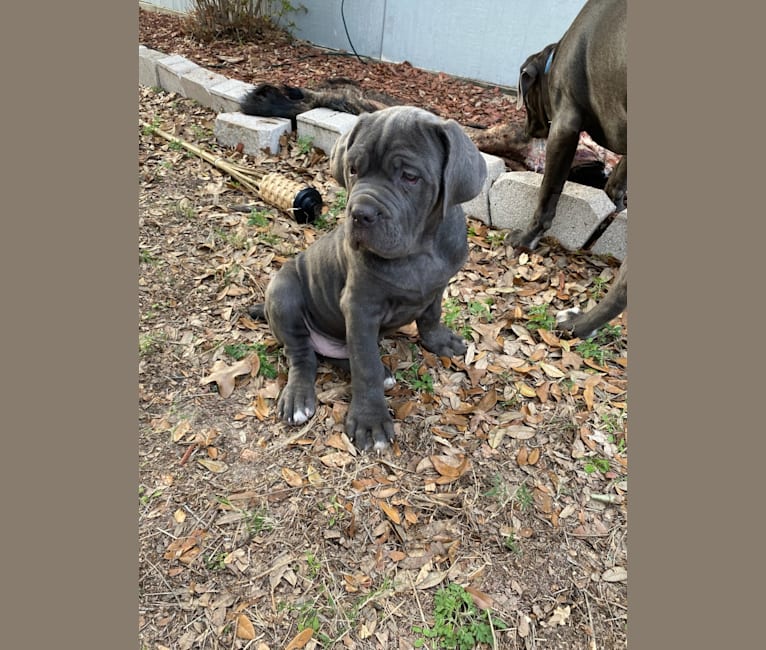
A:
214;112;292;156
591;209;627;261
139;45;168;88
461;152;506;224
156;54;201;97
489;171;616;251
181;68;231;107
296;108;359;156
209;78;256;114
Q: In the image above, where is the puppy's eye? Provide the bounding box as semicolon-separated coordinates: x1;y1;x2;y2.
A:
401;171;419;184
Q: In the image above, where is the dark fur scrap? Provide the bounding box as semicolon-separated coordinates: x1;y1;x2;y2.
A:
240;78;401;128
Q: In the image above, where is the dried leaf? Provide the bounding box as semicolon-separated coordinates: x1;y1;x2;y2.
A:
540;362;565;378
171;418;192;443
236;614;256;640
284;628;313;649
319;451;354;468
281;467;304;487
465;586;495;610
547;605;571;626
414;567;450;590
430;454;470;480
527;447;541;465
378;500;401;525
199;354;257;398
602;566;628;582
197;458;228;473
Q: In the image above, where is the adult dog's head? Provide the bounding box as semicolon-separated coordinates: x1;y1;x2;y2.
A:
330;106;486;259
516;42;557;140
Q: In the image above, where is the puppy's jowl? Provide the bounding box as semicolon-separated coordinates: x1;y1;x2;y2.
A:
250;106;487;451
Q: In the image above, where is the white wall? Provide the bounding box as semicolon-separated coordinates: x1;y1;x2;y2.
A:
140;0;587;89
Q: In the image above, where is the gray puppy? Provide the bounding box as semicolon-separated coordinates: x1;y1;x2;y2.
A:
512;0;627;338
249;106;486;450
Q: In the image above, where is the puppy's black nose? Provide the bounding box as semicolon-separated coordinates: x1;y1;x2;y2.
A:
350;203;380;226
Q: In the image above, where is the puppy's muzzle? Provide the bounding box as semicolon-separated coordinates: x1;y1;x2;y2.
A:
350;202;382;227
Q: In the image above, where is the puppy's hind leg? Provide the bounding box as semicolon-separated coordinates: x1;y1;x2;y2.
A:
259;262;319;425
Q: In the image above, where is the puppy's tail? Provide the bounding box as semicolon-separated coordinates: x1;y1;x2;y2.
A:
247;303;267;321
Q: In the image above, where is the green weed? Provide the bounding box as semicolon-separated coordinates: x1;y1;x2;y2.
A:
396;363;434;394
413;583;508;649
297;135;314;154
468;298;493;322
583;457;611;474
248;209;270;227
526;304;555;331
224;342;278;378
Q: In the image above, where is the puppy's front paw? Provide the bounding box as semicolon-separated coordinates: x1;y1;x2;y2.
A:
277;380;317;425
420;326;467;358
345;402;395;452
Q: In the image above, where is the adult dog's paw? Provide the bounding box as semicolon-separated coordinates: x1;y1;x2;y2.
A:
509;227;542;254
555;307;598;341
345;402;395;452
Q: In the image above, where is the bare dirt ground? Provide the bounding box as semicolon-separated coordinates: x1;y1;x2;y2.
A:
139;9;628;650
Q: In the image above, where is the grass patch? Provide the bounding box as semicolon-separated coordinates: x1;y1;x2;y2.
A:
413;583;508;649
396;362;434;394
526;304;555;331
224;342;278;378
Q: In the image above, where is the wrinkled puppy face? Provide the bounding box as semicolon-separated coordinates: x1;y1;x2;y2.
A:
517;43;556;139
330;107;448;259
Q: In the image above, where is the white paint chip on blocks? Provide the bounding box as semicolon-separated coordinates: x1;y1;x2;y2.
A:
489;171;617;250
214;112;292;156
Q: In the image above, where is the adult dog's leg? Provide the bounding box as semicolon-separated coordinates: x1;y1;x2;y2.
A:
556;257;627;339
511;117;581;251
604;155;627;212
255;262;318;425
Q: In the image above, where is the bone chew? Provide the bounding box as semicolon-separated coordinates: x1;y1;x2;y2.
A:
258;173;322;224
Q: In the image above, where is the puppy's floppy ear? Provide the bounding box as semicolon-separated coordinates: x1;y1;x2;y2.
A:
329;127;354;188
438;119;487;213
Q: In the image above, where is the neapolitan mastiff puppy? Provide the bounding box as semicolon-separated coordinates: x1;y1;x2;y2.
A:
249;106;487;451
513;0;627;339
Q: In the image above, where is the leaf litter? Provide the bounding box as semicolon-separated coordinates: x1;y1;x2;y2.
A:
139;12;628;650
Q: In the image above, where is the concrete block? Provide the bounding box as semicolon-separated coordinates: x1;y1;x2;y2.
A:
180;67;230;109
461;153;506;224
214;112;292;156
138;45;167;88
156;54;201;97
209;79;256;114
488;171;616;251
591;209;627;261
296;108;359;156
